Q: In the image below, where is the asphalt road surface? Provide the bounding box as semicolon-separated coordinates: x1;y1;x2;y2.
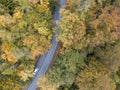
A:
26;0;66;90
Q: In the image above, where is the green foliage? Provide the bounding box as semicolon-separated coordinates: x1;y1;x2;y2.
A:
38;49;87;90
46;50;86;87
0;75;25;90
2;66;15;75
102;0;114;6
49;0;59;12
0;61;10;72
0;0;19;14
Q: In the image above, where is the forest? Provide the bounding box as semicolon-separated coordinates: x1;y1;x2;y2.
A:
38;0;120;90
0;0;58;89
0;0;120;90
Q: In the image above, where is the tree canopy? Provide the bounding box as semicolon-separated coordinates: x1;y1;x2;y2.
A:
38;0;120;90
0;0;57;89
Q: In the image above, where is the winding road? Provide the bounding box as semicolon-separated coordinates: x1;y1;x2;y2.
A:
26;0;66;90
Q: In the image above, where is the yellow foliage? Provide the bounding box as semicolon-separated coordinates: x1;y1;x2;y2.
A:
17;64;34;81
1;53;16;62
23;35;51;58
34;23;39;29
1;54;7;60
7;54;15;62
18;20;27;28
38;0;49;6
28;0;39;4
37;76;58;90
38;27;50;35
58;9;86;47
36;4;50;11
17;70;33;81
13;9;23;20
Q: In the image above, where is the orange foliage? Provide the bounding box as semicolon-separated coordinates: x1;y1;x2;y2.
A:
1;43;11;54
1;54;15;62
30;49;42;58
1;43;16;62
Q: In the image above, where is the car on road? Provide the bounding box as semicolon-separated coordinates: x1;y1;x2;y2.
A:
33;68;38;75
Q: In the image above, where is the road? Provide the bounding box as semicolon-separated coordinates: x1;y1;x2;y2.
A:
26;0;66;90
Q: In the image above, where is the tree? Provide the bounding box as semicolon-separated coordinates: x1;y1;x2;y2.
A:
0;0;54;88
16;58;34;81
57;8;86;48
37;76;58;90
57;1;120;53
0;0;18;14
0;75;25;90
74;5;120;50
75;57;116;90
49;0;59;12
44;50;86;87
66;0;114;13
94;41;120;72
2;66;15;75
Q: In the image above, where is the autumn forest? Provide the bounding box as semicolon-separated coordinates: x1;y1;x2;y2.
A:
0;0;120;90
